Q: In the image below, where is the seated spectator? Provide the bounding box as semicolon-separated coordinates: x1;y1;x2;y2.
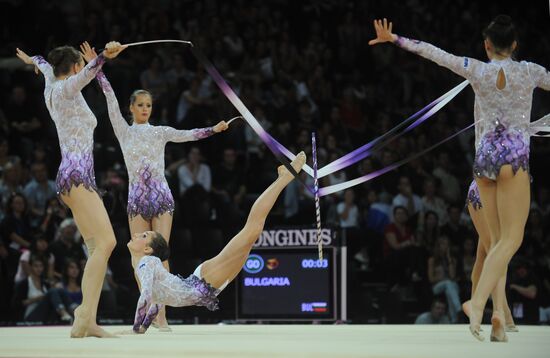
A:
178;146;212;196
39;197;68;242
392;176;423;224
50;219;86;275
12;255;73;323
421;177;448;226
415;299;450;324
441;204;471;250
0;162;24;213
508;258;539;324
428;236;461;323
23;162;56;228
432;152;460;204
384;206;417;287
337;190;367;266
416;210;440;249
60;259;82;306
1;193;32;282
14;234;55;284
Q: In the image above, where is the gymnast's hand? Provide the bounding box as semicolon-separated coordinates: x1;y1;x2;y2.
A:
79;41;97;63
368;18;397;45
103;41;127;59
213;120;229;133
15;48;39;74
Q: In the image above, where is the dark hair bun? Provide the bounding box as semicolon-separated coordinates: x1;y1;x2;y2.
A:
483;15;517;52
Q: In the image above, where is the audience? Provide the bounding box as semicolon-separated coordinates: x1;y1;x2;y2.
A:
0;0;548;325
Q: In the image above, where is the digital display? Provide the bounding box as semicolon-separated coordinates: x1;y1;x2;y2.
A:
237;247;335;320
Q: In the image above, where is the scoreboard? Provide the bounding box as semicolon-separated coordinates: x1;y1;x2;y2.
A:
236;247;336;320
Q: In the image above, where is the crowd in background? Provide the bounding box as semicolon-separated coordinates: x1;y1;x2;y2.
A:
1;0;549;325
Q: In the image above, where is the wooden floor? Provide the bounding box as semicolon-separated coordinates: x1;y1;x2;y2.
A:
0;324;548;358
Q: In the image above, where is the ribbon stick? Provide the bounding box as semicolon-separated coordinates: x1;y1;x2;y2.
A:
125;39;193;47
312;132;322;260
226;116;243;125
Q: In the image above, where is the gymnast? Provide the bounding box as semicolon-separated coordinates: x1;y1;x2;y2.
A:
79;41;229;331
117;152;306;334
368;16;550;341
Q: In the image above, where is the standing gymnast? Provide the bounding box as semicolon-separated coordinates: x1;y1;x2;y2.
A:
118;152;306;334
15;42;126;337
79;42;229;330
368;16;550;341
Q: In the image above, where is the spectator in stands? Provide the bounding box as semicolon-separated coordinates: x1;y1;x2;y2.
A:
14;234;56;284
178;146;212;196
421;177;448;226
384;206;417;288
1;193;32;281
428;236;461;323
392;176;423;224
60;259;82;306
50;219;85;275
508;259;539;324
39;197;69;242
12;255;72;323
415;299;450;324
23;162;56;228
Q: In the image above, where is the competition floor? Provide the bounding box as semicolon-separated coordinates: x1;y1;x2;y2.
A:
0;324;548;358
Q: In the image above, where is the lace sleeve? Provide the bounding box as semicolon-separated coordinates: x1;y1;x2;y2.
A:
31;56;55;82
96;70;129;139
528;62;550;91
162;126;215;143
394;36;482;80
133;256;162;333
62;54;106;96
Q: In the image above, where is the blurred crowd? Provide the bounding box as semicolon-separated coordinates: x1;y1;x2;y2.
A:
1;0;549;324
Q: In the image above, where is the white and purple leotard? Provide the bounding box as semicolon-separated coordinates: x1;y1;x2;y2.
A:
32;55;106;196
395;36;550;180
466;118;546;211
96;72;214;220
133;255;218;332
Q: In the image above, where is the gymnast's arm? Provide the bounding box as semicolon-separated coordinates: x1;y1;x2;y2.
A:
528;62;550;91
369;18;482;80
161;120;228;143
133;257;163;333
96;71;130;139
16;48;54;82
63;41;126;96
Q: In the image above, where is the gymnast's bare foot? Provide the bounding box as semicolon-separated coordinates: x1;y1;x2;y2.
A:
70;306;90;338
504;306;519;332
468;303;484;342
85;324;117;338
152;316;172;332
490;311;508;342
278;151;306;184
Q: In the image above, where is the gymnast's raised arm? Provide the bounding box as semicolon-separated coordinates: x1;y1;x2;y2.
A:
368;18;483;80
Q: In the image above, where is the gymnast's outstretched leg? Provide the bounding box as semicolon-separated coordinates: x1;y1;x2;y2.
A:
199;152;306;289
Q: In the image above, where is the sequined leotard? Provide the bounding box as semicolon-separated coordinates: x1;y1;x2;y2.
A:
466;118;548;210
96;71;214;220
133;255;218;332
395;36;550;180
32;55;106;195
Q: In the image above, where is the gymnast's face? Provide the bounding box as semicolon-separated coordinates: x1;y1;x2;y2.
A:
128;230;154;255
130;94;153;124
